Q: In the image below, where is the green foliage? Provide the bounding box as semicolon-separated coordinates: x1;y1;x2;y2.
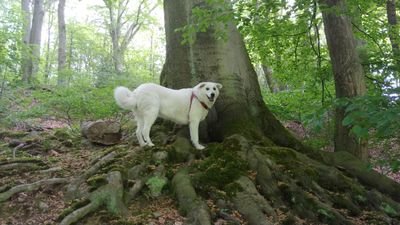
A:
0;75;149;129
0;1;22;73
339;95;400;139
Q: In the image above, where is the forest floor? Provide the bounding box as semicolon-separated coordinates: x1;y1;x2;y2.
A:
0;118;399;225
0;118;186;225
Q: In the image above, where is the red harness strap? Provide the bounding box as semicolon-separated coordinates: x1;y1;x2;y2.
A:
189;92;209;113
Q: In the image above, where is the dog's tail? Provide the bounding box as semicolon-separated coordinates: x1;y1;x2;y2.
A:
114;86;137;110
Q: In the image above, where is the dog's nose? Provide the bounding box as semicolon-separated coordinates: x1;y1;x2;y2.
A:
211;93;215;98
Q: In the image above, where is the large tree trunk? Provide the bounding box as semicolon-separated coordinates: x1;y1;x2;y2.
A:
319;0;367;161
161;0;297;149
157;1;400;224
23;0;44;84
57;0;67;86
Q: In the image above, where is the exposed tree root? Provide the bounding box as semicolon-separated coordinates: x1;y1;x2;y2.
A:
126;163;148;202
126;179;145;202
39;166;63;174
59;201;100;225
66;151;117;199
231;176;275;225
12;143;24;158
322;151;400;201
169;132;196;163
59;171;127;225
3;126;394;224
0;162;41;171
187;135;400;224
0;178;68;202
172;169;212;225
0;158;46;170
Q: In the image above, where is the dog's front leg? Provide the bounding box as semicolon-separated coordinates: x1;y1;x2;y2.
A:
189;120;205;150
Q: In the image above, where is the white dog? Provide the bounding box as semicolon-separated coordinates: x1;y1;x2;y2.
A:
114;82;222;149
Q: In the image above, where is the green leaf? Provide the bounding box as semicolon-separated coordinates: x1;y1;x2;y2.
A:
342;116;354;126
351;125;369;138
390;160;400;173
381;203;398;217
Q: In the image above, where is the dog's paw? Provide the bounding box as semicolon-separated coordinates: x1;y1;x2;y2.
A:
195;144;205;150
147;143;155;147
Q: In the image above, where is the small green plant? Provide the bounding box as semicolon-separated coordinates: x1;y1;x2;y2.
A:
381;202;398;217
145;176;168;197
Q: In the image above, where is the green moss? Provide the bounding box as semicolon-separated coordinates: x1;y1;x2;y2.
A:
279;181;352;225
87;174;108;190
263;147;297;162
110;220;137;225
224;182;243;197
331;194;361;216
100;164;128;179
281;214;297;225
53;129;73;140
167;137;193;163
192;143;247;191
0;130;28;139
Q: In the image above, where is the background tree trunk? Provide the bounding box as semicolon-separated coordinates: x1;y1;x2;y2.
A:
319;0;367;161
261;65;277;93
44;0;55;82
103;0;150;74
21;0;31;80
386;0;400;78
23;0;45;84
57;0;67;86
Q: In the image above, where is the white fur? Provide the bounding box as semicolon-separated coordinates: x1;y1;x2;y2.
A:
114;82;222;149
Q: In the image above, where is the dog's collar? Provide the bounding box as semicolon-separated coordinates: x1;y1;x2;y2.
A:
190;92;209;111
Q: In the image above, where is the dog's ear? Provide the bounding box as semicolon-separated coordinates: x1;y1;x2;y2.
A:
216;83;223;90
199;83;206;89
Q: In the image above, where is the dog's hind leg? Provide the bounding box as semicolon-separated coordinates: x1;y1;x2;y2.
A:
135;116;146;147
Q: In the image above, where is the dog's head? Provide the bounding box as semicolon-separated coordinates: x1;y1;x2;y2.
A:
194;82;223;104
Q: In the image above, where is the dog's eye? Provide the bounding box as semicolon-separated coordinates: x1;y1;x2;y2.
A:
206;87;210;91
213;87;216;91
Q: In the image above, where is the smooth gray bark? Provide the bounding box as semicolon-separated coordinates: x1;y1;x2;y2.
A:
21;0;31;80
57;0;67;86
386;0;400;76
319;0;367;160
161;0;300;149
23;0;45;83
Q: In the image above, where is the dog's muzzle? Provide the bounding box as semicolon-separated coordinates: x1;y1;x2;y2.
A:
208;93;215;102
